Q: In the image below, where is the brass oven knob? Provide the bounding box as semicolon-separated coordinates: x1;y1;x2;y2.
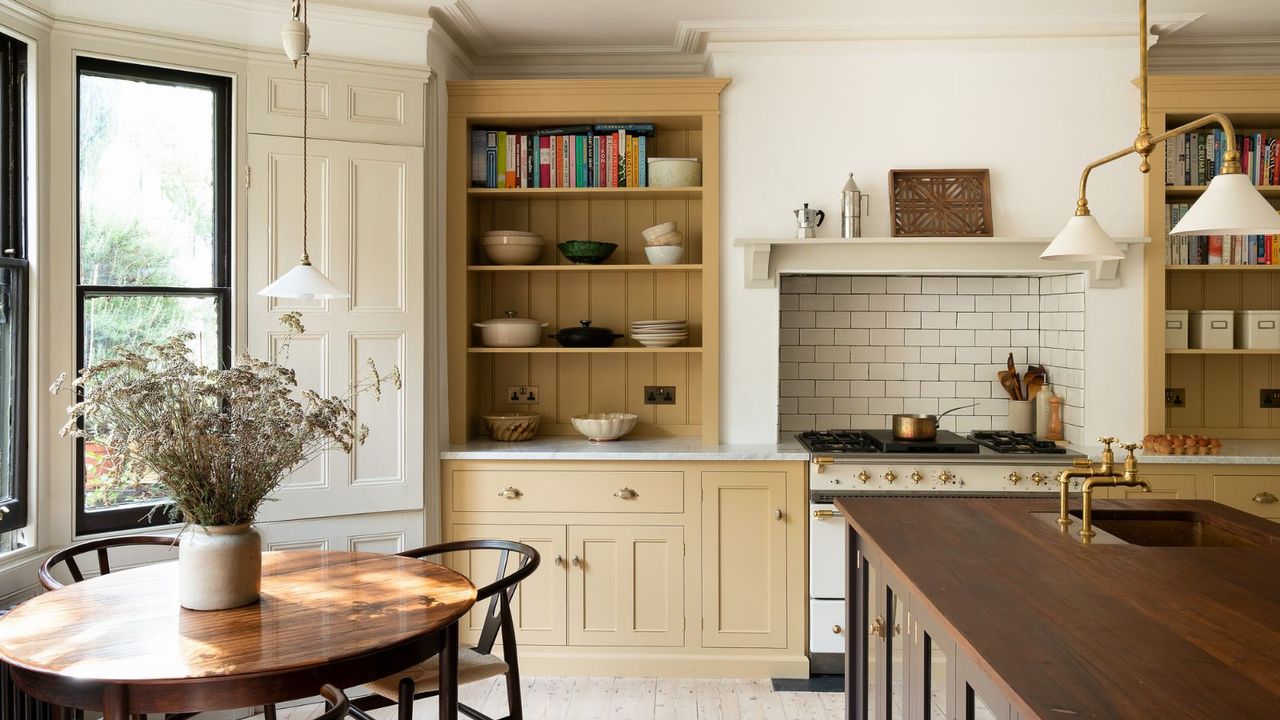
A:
883;469;897;484
937;470;954;484
1030;472;1048;486
857;470;871;483
910;470;924;484
1007;471;1022;486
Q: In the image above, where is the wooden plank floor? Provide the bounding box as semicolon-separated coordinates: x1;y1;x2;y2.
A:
269;677;843;720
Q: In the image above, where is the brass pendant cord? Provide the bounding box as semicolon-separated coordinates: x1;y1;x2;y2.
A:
1073;0;1241;217
300;0;311;266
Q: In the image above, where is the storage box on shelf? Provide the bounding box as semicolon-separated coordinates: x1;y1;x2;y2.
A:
447;79;727;443
1145;76;1280;439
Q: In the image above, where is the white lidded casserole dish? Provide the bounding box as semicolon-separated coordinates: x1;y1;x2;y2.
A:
474;311;547;347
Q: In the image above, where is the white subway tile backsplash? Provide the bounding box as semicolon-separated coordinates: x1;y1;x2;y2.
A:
780;273;1086;440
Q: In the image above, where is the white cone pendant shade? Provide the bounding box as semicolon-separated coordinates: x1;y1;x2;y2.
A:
1040;214;1125;262
281;18;310;63
1170;173;1280;236
259;261;348;300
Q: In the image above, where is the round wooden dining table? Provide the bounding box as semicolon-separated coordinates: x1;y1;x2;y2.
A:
0;550;476;719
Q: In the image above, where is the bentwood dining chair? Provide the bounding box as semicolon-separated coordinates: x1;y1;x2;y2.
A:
38;535;178;591
352;540;540;720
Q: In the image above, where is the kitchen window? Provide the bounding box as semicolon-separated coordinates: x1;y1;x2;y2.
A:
75;57;231;535
0;32;27;537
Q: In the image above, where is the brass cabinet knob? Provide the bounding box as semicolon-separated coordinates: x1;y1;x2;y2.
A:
869;616;886;640
571;555;581;567
775;509;784;521
857;470;871;483
883;469;897;484
613;487;638;500
909;470;924;484
1007;471;1022;485
1030;472;1048;486
554;555;564;566
1253;491;1278;504
813;509;837;519
832;625;843;635
937;470;954;484
497;487;523;499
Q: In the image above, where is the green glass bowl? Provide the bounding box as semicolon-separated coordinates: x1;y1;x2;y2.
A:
558;241;618;265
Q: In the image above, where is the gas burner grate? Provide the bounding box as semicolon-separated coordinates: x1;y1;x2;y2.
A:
967;431;1066;454
795;430;877;454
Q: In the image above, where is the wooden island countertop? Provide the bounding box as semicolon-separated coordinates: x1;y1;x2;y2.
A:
835;497;1280;719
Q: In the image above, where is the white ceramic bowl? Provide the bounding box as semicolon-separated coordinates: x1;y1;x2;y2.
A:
473;312;547;347
570;412;638;442
482;413;541;442
641;221;677;242
647;158;702;188
644;245;685;265
483;243;542;265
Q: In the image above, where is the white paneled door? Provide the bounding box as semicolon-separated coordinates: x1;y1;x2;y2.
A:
247;133;424;524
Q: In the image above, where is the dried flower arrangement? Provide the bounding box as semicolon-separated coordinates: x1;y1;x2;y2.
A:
50;312;401;527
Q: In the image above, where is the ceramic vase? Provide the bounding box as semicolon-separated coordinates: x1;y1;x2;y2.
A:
178;523;262;610
1006;399;1034;434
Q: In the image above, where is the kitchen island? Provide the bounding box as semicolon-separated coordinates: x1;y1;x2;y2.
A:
836;496;1280;719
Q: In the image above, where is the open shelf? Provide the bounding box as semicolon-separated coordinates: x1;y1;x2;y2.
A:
1165;185;1280;197
1166;348;1280;355
469;264;702;272
468;186;702;200
468;346;702;354
1166;265;1280;271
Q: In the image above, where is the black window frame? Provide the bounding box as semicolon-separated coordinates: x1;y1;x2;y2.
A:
0;31;28;535
74;57;232;535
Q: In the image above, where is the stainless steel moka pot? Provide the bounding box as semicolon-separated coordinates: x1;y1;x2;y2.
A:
840;173;871;238
794;203;825;238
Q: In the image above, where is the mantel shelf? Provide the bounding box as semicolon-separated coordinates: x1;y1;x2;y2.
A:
731;236;1150;289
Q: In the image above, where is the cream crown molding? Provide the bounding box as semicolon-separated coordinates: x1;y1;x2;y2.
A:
1150;36;1280;74
0;0;52;30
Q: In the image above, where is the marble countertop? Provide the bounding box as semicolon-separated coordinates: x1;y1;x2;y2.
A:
1076;439;1280;465
441;435;811;461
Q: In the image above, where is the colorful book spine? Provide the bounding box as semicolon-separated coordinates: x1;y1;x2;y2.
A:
471;130;486;187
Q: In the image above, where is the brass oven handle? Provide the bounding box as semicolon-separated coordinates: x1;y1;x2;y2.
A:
613;487;638;500
1253;491;1278;504
813;509;837;519
497;487;523;499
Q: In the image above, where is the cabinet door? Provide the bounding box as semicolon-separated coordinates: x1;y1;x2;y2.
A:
853;541;885;720
701;471;788;648
567;525;684;647
883;567;911;720
956;653;1012;720
1122;471;1196;500
449;524;567;646
912;600;956;720
1212;475;1280;521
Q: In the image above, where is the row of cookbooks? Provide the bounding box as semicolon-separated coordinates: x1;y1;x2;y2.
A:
1164;128;1280;186
469;123;654;189
1165;202;1280;265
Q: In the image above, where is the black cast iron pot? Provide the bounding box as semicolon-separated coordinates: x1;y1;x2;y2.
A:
550;320;623;348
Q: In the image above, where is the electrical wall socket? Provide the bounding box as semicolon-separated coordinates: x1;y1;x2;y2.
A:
1165;388;1185;408
506;386;540;404
644;386;676;405
1261;388;1280;408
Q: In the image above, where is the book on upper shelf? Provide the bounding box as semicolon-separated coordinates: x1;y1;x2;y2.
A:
1164;128;1280;187
1164;201;1280;266
470;123;658;190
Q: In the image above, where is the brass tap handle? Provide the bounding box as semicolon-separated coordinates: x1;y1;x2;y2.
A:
910;470;924;484
1098;436;1118;448
937;470;954;484
1030;472;1048;486
613;487;638;500
1006;471;1022;485
497;487;523;499
882;470;897;484
869;616;886;640
857;470;871;483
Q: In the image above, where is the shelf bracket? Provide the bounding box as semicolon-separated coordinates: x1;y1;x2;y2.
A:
743;241;775;288
1087;242;1131;289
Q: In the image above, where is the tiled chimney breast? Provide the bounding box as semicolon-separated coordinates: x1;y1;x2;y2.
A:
778;274;1085;444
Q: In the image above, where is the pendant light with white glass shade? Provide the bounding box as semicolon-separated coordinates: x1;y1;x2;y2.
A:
1041;0;1280;262
260;0;348;300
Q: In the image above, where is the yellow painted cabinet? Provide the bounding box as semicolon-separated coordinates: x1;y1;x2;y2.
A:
568;525;684;647
450;524;568;646
700;471;788;649
1099;470;1197;500
1210;475;1280;521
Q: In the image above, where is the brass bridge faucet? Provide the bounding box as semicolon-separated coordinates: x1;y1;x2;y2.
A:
1056;438;1151;542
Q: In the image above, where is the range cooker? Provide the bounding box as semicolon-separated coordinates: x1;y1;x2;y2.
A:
803;429;1085;673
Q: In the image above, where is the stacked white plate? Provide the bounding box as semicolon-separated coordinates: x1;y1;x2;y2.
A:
630;319;689;347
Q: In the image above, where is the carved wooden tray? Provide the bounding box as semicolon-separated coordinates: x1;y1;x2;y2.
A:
889;169;992;237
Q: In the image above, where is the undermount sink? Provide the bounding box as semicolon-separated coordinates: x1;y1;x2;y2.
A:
1034;508;1276;547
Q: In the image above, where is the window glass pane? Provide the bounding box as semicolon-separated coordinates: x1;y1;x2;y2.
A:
0;268;17;504
81;294;218;512
78;74;215;287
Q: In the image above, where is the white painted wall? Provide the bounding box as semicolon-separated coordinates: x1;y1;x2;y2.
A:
711;38;1147;445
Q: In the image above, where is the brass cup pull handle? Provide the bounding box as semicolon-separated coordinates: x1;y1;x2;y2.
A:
813;509;837;519
571;555;581;567
869;616;886;640
613;487;638;500
832;625;843;635
554;555;564;566
497;487;522;499
1253;491;1278;504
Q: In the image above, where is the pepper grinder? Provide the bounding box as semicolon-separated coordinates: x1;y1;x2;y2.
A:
840;173;871;238
1046;391;1065;442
